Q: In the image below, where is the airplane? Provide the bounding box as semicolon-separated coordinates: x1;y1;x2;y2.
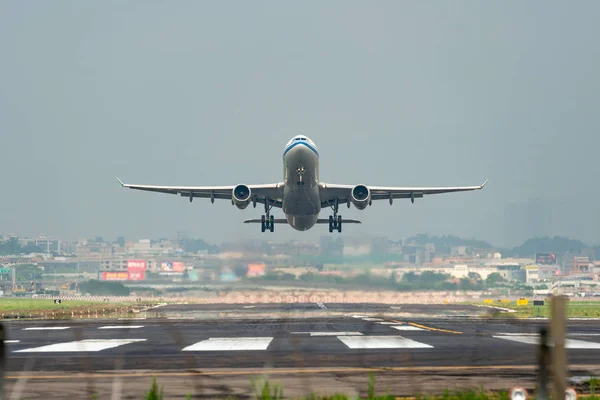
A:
117;135;487;233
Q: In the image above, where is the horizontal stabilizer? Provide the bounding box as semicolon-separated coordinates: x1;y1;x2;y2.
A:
244;218;361;224
316;219;361;224
244;219;288;224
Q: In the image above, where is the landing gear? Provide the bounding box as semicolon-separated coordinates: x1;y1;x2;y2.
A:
260;200;275;233
327;199;342;233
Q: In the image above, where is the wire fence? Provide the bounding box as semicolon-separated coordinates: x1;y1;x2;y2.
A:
0;295;589;399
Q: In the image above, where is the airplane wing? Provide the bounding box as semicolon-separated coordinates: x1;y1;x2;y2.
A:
319;180;488;208
117;178;284;207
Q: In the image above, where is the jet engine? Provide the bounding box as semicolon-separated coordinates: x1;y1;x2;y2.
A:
351;184;371;210
232;184;252;209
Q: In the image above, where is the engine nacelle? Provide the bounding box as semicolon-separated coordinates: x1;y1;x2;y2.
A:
232;184;252;209
351;184;371;210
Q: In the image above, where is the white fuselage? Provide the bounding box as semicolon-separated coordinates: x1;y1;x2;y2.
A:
282;137;321;231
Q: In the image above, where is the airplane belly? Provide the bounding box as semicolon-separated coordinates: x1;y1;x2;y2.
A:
286;214;318;231
282;144;320;218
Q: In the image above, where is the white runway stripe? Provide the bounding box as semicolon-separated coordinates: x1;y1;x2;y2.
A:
291;332;363;336
182;337;273;351
391;326;425;331
23;327;70;331
15;339;146;353
493;335;600;349
362;318;384;322
338;335;433;349
5;340;20;343
98;325;144;330
377;322;404;325
352;315;367;318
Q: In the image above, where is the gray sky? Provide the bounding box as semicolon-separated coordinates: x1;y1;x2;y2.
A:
1;1;599;247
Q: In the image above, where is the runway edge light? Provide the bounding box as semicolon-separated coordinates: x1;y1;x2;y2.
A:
510;387;527;400
565;388;577;400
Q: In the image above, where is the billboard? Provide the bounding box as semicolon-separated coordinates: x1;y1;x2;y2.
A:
127;259;146;281
160;261;185;273
247;263;266;277
102;271;129;281
536;253;557;265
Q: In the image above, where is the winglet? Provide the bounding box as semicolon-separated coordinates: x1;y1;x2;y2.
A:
480;179;489;189
116;177;125;187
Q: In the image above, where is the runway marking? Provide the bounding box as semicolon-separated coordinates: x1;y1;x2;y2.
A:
408;322;462;335
352;315;367;318
182;337;273;351
337;335;433;349
362;318;384;322
97;325;144;330
571;333;600;337
391;326;425;331
377;322;404;325
8;364;600;380
23;327;70;331
5;340;20;343
14;339;147;353
493;335;600;349
291;332;363;336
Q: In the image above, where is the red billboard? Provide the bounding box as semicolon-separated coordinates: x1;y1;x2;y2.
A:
160;261;184;273
536;253;557;265
102;271;129;281
127;259;146;281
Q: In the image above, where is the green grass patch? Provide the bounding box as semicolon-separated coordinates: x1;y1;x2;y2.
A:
474;300;600;318
145;374;600;400
0;298;137;312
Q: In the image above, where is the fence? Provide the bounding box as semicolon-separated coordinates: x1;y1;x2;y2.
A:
0;295;584;399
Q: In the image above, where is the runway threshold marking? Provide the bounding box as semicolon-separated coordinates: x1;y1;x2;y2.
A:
407;322;462;335
9;364;600;380
14;339;147;353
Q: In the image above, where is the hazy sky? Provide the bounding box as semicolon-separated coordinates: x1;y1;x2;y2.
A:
1;1;599;247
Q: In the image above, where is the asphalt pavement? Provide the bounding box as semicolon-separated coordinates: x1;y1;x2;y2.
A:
3;302;600;373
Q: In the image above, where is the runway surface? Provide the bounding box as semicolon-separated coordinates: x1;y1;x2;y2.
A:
3;303;600;374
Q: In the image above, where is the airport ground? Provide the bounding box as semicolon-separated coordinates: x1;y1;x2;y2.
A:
2;302;600;399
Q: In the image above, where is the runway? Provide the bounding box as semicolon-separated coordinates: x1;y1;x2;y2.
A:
3;303;600;398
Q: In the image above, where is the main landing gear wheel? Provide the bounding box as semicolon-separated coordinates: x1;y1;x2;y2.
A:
260;200;275;233
328;214;342;233
327;199;343;233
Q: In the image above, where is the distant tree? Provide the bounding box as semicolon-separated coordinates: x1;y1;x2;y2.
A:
468;272;482;281
79;280;130;296
485;272;505;287
233;264;248;277
0;237;23;255
509;236;587;258
21;243;42;254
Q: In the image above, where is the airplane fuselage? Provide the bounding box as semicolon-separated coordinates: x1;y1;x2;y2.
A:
282;137;321;231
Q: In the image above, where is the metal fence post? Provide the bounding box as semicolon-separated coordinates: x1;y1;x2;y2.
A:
0;322;5;400
551;295;567;400
537;327;550;400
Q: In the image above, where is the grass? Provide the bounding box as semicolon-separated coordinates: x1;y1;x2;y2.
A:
475;300;600;318
0;298;138;312
140;374;600;400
